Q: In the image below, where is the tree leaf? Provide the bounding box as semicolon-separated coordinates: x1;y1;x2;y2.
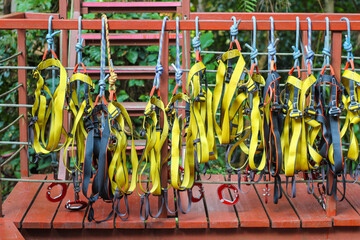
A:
126;50;139;64
203;53;215;64
200;32;214;49
129;79;145;87
117;90;129;102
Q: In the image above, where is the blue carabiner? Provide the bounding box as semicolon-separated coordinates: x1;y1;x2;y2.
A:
291;17;301;69
153;17;168;90
341;17;354;65
171;16;183;90
230;16;241;42
245;16;258;68
192;16;201;53
267;17;279;70
305;17;314;74
321;17;331;68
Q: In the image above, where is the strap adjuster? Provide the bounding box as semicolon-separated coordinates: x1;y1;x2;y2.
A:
194;93;206;102
247;82;258;94
110;106;121;120
290;109;302;119
304;107;316;116
329;100;341;116
271;103;282;112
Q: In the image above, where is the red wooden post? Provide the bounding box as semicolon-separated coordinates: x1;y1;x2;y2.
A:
17;29;28;177
301;30;308;80
181;0;191;92
159;31;169;218
59;0;68;65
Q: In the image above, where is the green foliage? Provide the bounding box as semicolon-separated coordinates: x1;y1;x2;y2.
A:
239;0;257;12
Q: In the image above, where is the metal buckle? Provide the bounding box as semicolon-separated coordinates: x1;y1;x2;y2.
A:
217;184;239;205
328;100;341;116
348;97;360;112
46;183;68;202
304;106;316;116
110;106;121;120
271;103;282;112
194;93;206;102
290;104;302;119
65;199;87;211
247;82;258;94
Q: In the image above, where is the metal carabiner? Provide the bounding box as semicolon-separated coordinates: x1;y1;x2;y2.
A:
305;17;314;75
65;199;87;211
341;17;354;69
291;16;301;73
46;182;67;202
245;16;258;72
322;17;331;68
217;184;239;206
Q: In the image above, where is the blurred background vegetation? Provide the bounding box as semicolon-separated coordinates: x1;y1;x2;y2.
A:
1;0;360;200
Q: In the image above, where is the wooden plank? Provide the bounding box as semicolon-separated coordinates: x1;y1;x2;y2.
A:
202;175;239;228
83;197;114;229
254;178;300;228
333;180;360;226
21;176;63;229
146;189;176;229
115;192;145;229
230;175;270;227
52;185;88;229
177;186;208;229
0;218;24;240
3;174;46;228
283;179;332;228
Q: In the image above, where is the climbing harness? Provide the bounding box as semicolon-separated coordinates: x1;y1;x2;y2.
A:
340;17;360;182
262;17;283;204
138;17;170;220
166;17;193;214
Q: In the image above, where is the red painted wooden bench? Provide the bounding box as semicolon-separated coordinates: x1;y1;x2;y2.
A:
3;174;360;239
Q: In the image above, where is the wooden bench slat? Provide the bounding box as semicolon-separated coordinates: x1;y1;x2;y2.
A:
254;179;300;228
230;175;270;227
0;218;24;240
83;196;114;229
21;176;63;229
115;192;145;229
202;175;239;228
52;184;88;229
177;186;208;229
3;174;46;228
283;178;332;228
333;180;360;226
146;189;176;229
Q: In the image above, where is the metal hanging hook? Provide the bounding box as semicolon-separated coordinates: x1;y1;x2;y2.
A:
341;17;354;65
268;17;279;70
192;16;201;53
230;16;241;42
153;16;168;90
47;15;61;51
245;16;258;67
322;17;331;67
291;16;301;69
76;16;84;68
171;16;183;90
99;16;107;97
305;17;314;74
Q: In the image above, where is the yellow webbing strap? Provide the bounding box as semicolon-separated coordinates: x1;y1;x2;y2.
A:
166;93;195;190
213;49;246;145
107;101;139;195
31;58;68;154
138;96;169;196
186;61;211;163
341;70;360;162
248;73;266;171
62;72;94;172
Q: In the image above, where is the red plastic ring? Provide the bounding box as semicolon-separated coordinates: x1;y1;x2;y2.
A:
46;183;67;202
217;184;239;205
191;182;204;203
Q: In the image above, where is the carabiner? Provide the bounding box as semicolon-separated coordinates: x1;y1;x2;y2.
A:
46;182;67;202
217;184;239;206
305;17;314;75
65;199;87;211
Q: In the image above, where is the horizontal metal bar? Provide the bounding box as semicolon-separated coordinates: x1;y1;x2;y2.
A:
0;177;358;185
0;104;33;108
0;141;30;145
1;17;360;31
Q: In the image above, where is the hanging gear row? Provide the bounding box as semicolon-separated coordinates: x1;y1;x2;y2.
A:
28;15;359;222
